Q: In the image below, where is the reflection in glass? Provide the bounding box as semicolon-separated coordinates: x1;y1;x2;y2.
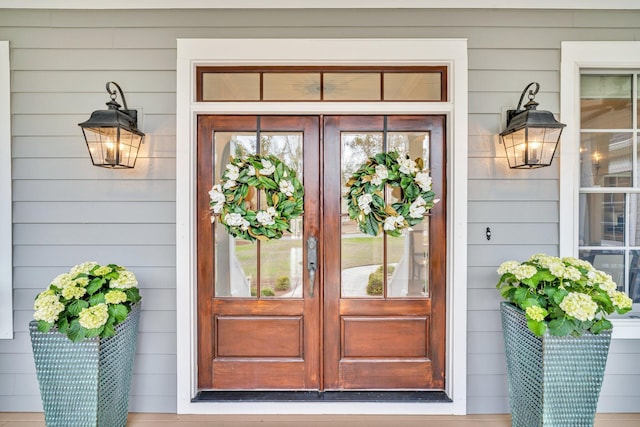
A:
202;73;260;101
384;73;441;101
580;132;632;188
580;75;632;129
629;250;640;303
260;219;303;299
387;220;429;297
341;218;383;298
579;193;625;247
580;250;625;293
324;73;381;101
263;73;320;100
215;221;255;297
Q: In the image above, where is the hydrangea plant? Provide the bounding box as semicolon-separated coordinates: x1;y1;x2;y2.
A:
33;262;141;342
497;254;633;337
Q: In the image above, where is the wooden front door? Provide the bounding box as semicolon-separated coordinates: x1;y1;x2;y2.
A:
197;115;445;392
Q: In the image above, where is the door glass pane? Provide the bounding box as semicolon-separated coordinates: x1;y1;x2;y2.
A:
384;73;441;101
580;132;632;187
387;221;429;297
214;130;304;299
340;132;383;215
202;73;260;101
263;73;320;100
580;75;632;129
341;218;384;298
579;193;625;247
324;73;381;101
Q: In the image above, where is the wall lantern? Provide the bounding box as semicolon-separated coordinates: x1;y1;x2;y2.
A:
78;82;145;168
500;82;566;169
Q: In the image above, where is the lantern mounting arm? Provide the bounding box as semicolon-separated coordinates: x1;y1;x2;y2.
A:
105;81;129;111
506;82;541;125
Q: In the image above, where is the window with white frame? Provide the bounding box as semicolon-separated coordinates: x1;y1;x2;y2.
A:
578;72;640;304
560;42;640;313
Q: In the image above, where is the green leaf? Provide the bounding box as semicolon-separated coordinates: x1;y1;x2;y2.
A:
67;319;86;343
37;320;53;333
58;317;69;334
89;292;106;306
101;322;116;339
513;287;529;305
84;326;104;338
67;299;89;316
111;304;128;324
527;319;547;336
126;288;141;304
548;317;573;336
86;277;105;295
591;318;612;334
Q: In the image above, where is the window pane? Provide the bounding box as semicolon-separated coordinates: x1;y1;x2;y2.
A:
580;250;625;292
384;73;441;101
629;250;640;303
580;132;632;187
263;73;320;100
323;73;381;101
579;193;625;246
202;73;260;101
580;75;632;129
387;222;429;298
341;218;383;298
628;194;640;246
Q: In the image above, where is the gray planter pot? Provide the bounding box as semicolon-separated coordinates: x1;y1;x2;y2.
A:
500;302;611;427
29;304;140;427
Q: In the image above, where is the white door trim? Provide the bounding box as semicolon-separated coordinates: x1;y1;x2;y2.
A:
176;38;468;415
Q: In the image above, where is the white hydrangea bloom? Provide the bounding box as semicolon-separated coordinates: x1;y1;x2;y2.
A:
109;270;138;289
61;284;86;300
559;292;598;321
513;265;537;281
70;262;98;276
78;303;109;329
51;273;74;289
563;266;582;282
497;260;520;275
525;305;546;322
33;291;65;323
105;289;127;305
611;291;633;310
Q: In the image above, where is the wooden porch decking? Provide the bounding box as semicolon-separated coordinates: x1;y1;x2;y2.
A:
2;413;640;427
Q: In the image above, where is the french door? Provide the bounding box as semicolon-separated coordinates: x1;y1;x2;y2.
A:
197;115;445;392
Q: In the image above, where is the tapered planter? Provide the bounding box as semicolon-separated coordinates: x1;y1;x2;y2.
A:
29;304;140;427
500;302;611;427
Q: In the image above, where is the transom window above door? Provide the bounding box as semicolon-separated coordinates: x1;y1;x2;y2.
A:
196;66;447;102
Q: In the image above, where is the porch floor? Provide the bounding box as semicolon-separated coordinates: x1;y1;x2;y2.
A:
2;413;640;426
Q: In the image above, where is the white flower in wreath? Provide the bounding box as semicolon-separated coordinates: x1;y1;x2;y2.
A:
409;196;427;219
414;172;432;191
398;156;418;174
357;193;373;215
223;180;237;190
226;213;250;230
267;206;277;217
383;215;405;231
257;210;275;226
371;164;389;186
260;159;275;176
247;165;256;176
209;184;225;214
226;163;240;181
279;179;295;197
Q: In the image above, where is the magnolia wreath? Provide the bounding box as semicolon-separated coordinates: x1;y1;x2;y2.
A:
209;154;304;242
344;151;436;237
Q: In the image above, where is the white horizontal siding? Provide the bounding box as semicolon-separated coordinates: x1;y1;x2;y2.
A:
1;6;639;416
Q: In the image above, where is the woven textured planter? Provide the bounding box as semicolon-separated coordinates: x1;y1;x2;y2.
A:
29;304;140;427
500;302;611;427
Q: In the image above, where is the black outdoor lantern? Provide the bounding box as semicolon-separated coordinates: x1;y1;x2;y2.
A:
79;82;145;168
500;82;566;169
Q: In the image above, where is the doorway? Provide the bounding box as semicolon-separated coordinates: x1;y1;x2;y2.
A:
196;115;446;392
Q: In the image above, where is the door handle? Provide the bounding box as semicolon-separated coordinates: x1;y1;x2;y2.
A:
307;236;318;297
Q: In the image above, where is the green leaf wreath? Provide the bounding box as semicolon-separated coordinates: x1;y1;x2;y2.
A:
209;154;304;242
33;262;141;342
344;151;436;237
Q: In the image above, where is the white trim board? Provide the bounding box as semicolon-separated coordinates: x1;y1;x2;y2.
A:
176;38;468;415
2;0;640;9
560;41;640;339
0;41;12;339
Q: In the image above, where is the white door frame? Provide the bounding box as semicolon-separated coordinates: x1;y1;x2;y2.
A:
176;38;468;415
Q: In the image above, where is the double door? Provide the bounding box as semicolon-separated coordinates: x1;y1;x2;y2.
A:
197;115;445;391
